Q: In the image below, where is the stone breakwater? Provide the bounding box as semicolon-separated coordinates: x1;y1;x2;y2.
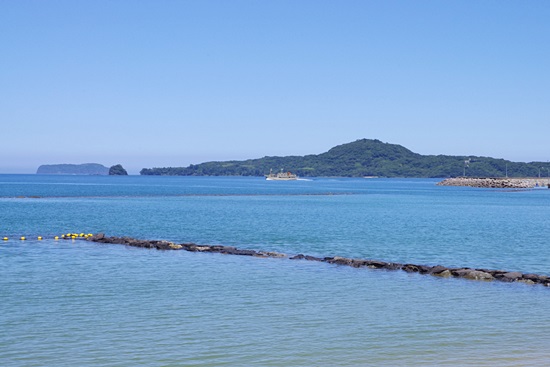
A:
437;177;550;189
80;234;550;287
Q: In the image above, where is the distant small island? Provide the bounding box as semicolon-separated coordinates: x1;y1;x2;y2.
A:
140;138;550;178
37;163;128;175
37;163;109;175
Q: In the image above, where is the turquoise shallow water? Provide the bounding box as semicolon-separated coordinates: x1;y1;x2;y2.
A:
1;175;550;366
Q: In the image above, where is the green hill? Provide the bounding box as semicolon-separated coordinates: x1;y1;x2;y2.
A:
140;139;549;178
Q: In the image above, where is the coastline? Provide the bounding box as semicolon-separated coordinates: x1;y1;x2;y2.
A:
79;233;550;288
437;177;550;189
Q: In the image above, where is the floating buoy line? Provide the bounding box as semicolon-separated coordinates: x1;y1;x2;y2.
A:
2;233;94;241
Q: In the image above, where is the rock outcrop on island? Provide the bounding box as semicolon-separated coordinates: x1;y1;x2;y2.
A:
437;177;550;189
36;163;109;175
108;164;128;175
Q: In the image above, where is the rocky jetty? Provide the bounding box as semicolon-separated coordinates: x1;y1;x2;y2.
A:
437;177;549;189
77;234;550;288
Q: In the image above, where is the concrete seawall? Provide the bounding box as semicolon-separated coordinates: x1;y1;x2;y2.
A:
437;177;550;189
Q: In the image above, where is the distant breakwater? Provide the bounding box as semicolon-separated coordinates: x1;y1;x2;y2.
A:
77;234;550;288
438;177;550;189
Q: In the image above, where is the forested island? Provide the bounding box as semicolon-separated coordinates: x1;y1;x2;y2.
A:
140;139;550;178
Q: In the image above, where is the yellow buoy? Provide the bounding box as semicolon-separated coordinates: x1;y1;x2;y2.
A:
20;236;26;240
54;236;59;240
38;236;42;240
3;237;8;241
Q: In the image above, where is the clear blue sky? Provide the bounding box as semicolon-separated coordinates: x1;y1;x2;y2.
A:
1;0;549;174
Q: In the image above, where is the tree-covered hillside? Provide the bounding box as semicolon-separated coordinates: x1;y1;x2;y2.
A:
140;139;550;178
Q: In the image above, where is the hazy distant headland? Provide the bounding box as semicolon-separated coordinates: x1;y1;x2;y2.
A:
37;163;109;175
140;139;550;178
37;163;128;175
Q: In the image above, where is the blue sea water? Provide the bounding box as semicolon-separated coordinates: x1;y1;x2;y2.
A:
1;175;550;366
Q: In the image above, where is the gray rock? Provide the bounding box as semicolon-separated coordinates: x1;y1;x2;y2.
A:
350;260;369;268
522;274;545;283
452;268;471;277
462;270;494;281
258;251;286;258
364;260;388;269
88;233;105;241
384;263;403;271
502;272;523;282
326;257;353;266
304;255;323;262
417;265;433;274
430;265;448;274
402;264;420;272
433;270;452;278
